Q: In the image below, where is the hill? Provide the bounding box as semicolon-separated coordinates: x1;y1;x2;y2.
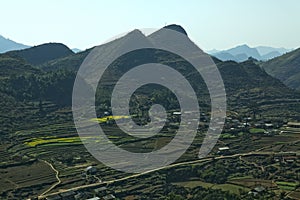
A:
0;35;30;53
5;43;74;65
262;48;300;90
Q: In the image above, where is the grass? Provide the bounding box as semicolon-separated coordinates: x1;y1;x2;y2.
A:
213;184;249;194
229;175;253;180
220;133;236;139
276;181;298;191
24;134;117;147
25;137;82;147
228;178;276;188
174;180;249;194
174;180;213;188
91;115;130;123
249;128;265;134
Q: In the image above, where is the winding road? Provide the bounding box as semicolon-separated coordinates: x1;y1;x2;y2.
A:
38;150;285;199
39;160;61;196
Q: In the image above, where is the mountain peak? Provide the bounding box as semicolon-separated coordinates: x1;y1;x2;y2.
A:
237;44;250;48
164;24;188;36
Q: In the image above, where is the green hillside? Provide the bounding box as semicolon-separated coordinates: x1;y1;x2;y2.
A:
262;48;300;90
0;54;40;77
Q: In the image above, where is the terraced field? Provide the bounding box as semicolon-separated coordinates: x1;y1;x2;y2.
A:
0;160;56;198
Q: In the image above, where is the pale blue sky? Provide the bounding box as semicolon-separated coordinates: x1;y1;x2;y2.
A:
1;0;300;50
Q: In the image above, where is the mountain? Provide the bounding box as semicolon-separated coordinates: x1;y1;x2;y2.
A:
0;24;298;116
72;48;82;53
261;51;281;60
0;35;30;53
40;49;90;71
38;25;299;110
256;46;291;56
212;44;261;62
262;48;300;90
210;52;236;61
227;44;261;60
210;45;293;62
5;43;74;65
206;49;219;54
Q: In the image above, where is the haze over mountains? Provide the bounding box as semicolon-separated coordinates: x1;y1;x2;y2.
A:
0;35;30;53
209;44;292;62
1;33;294;62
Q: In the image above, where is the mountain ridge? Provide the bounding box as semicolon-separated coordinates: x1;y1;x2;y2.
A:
5;43;74;66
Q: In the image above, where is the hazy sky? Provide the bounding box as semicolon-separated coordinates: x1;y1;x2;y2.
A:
1;0;300;50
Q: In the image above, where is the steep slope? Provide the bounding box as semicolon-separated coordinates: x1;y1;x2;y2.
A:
262;48;300;90
0;35;30;53
40;29;152;72
218;60;295;98
40;49;91;71
5;43;74;65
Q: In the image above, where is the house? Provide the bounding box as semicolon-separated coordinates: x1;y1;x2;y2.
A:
45;195;61;200
287;122;300;128
264;123;274;129
274;156;280;162
218;147;230;151
254;186;266;193
60;191;76;200
102;194;116;200
217;147;230;155
74;193;85;200
173;111;181;115
86;197;100;200
248;186;266;196
282;156;297;164
94;186;107;196
254;123;264;128
85;166;97;175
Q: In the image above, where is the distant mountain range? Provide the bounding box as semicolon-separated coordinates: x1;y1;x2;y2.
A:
1;33;293;63
208;44;292;62
1;26;299;96
0;35;30;53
